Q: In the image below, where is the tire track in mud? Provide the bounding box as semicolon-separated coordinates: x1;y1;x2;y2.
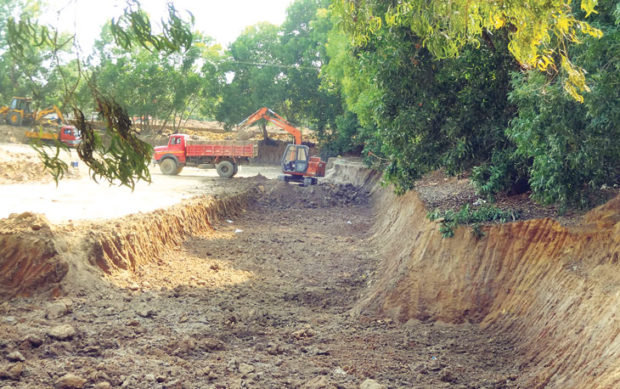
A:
0;182;518;388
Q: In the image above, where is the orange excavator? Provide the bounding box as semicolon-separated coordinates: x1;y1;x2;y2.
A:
238;107;326;186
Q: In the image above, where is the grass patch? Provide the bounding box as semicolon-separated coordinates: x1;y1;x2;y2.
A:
427;204;520;238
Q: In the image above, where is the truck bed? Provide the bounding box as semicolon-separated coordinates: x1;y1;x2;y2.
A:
185;140;258;158
25;130;58;140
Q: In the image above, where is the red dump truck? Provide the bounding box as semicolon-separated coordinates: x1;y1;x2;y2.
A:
153;134;258;177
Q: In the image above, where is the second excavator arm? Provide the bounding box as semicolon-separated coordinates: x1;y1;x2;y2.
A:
237;107;302;145
35;105;65;124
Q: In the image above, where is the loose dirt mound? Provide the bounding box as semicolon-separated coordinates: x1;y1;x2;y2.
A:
0;150;51;184
0;124;29;144
258;182;369;209
0;213;67;297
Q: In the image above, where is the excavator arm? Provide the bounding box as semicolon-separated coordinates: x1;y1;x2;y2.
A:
238;107;302;145
35;105;64;124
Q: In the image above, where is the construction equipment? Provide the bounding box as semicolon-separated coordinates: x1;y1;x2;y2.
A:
238;107;326;186
153;134;258;177
1;97;65;126
25;125;81;147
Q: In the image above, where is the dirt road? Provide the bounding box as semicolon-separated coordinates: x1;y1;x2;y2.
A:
0;182;518;388
0;143;281;223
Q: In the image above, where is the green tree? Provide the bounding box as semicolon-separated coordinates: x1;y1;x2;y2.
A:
503;1;620;208
6;1;194;188
0;0;74;107
217;0;349;148
325;23;518;193
92;25;222;133
279;0;341;132
332;0;603;102
216;22;284;140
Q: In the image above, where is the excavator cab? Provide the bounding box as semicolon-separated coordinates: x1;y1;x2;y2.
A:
282;144;309;174
279;144;326;186
10;97;32;112
6;97;33;126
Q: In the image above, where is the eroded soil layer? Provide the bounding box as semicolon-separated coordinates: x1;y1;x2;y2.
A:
0;182;518;388
358;186;620;389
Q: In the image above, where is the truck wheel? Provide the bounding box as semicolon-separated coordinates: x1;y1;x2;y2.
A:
7;112;22;126
232;164;239;177
216;160;235;178
159;158;178;175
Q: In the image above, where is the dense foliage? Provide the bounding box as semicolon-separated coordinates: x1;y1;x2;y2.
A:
326;24;518;193
333;0;603;102
504;1;620;207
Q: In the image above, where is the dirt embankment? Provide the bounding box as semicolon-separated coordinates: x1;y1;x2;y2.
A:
349;170;620;388
0;213;67;297
0;182;264;298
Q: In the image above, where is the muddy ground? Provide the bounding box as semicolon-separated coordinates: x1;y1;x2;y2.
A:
0;181;519;389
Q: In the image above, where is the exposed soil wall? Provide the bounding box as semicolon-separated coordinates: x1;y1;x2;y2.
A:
86;190;258;274
340;166;620;388
0;189;261;298
0;213;67;297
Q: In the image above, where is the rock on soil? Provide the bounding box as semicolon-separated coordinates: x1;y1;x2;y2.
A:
238;363;255;377
360;378;387;389
47;325;76;340
45;298;73;319
24;334;44;347
0;363;23;380
6;351;25;362
55;373;86;388
303;375;330;389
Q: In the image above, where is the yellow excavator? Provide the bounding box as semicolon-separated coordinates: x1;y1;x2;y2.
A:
0;97;64;126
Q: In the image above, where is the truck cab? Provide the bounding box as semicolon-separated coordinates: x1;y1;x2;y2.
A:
153;134;188;164
59;126;81;146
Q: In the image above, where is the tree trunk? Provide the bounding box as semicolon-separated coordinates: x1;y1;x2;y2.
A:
260;122;277;146
260;122;269;141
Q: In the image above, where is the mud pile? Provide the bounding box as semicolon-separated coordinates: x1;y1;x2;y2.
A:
0;213;67;297
0;150;51;184
258;182;369;209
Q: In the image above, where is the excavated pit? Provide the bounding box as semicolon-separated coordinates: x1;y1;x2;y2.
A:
0;160;618;388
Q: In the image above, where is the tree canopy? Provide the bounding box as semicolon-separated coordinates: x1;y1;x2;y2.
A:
332;0;603;102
